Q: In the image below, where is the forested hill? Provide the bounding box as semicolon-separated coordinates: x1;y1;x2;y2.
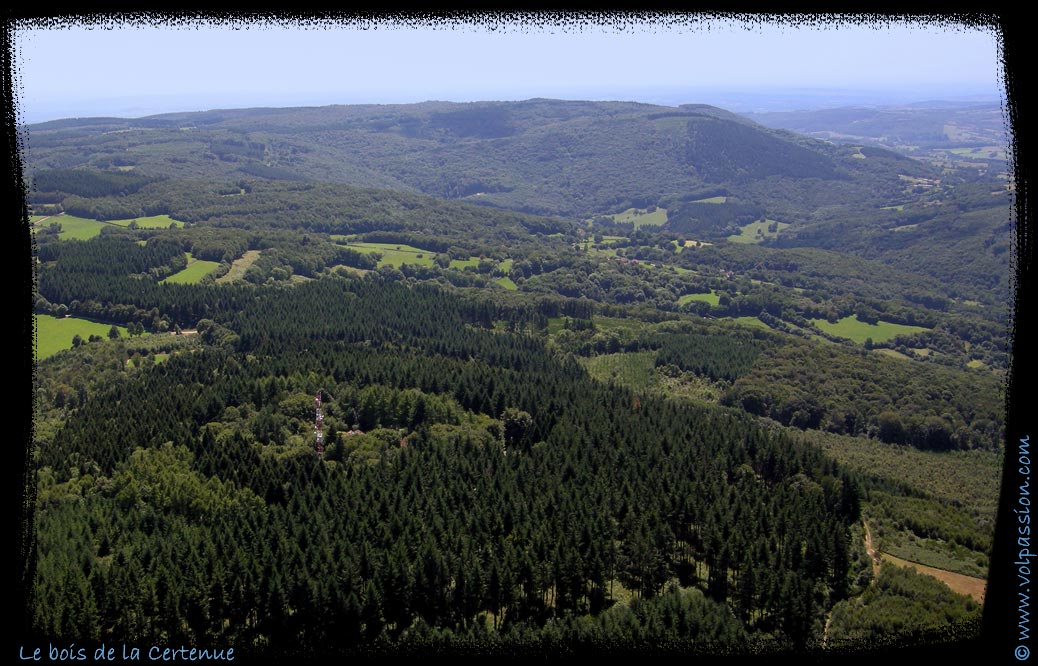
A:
23;98;936;218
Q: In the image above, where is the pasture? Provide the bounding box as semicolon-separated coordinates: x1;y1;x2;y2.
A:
812;315;929;345
610;207;668;229
339;241;515;274
107;214;183;229
31;214;108;240
678;291;720;306
948;146;1007;160
450;257;481;269
32;214;182;240
874;348;914;361
672;239;711;253
343;242;435;268
34;314;130;361
727;219;790;244
729;316;771;330
161;253;220;284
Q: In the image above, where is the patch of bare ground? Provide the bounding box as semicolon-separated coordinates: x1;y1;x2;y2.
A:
881;553;986;604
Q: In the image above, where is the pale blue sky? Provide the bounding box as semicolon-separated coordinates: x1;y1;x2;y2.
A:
13;15;1004;123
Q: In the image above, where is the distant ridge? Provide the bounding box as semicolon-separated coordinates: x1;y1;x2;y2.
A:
24;98;935;218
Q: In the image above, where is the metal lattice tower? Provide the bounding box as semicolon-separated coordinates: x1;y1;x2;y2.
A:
314;391;324;456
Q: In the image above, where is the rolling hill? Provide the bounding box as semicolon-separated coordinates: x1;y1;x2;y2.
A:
24;98;938;218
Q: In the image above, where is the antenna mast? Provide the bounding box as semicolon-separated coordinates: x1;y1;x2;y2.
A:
314;390;324;457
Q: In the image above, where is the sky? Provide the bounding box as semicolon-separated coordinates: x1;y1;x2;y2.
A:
12;14;1006;124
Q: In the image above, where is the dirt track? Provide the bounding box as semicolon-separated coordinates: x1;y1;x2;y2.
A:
863;521;882;580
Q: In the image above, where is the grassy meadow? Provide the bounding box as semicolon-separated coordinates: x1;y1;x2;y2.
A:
812;315;930;345
34;314;130;360
160;253;220;284
727;219;790;244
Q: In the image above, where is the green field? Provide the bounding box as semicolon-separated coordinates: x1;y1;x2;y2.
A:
730;316;771;330
32;214;182;240
450;257;481;269
672;239;711;253
812;315;930;345
161;253;220;284
495;276;518;290
343;241;511;273
34;314;130;361
948;146;1007;160
31;214;109;240
874;348;914;361
580;236;628;255
678;291;719;306
690;196;727;204
610;207;668;229
343;242;435;268
727;219;790;244
107;214;183;229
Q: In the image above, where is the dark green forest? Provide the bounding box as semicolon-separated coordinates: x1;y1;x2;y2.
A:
34;279;863;656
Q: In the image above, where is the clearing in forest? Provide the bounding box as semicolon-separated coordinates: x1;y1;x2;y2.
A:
610;207;668;229
217;250;262;283
34;314;131;361
107;214;183;229
678;291;720;306
812;315;929;345
343;241;513;273
881;553;986;604
495;276;518;290
727;219;790;244
30;214;108;240
161;253;220;284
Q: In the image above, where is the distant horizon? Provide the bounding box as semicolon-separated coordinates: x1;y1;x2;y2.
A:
14;17;1004;125
18;87;1005;126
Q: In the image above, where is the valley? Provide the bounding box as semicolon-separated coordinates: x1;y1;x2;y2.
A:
25;97;1012;658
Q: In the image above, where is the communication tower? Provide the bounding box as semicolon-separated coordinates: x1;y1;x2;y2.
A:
314;391;324;456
